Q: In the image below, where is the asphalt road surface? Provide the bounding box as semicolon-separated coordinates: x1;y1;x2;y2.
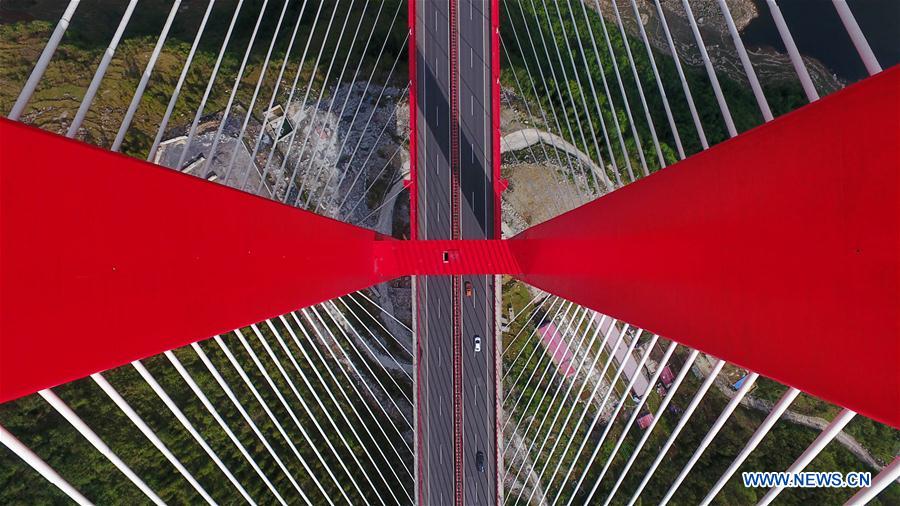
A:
415;0;496;503
415;0;454;503
458;0;497;504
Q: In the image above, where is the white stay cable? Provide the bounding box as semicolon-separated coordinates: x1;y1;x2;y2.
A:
548;0;615;191
844;456;900;505
227;329;354;503
500;291;548;357
503;304;587;450
0;422;92;505
346;292;413;353
215;0;297;184
582;340;679;503
251;0;329;194
832;0;882;76
501;299;570;407
658;373;761;505
336;297;413;380
273;316;412;503
521;0;594;190
602;348;700;506
288;0;368;207
199;0;278;174
146;0;218;161
651;0;709;149
185;343;310;503
170;347;311;504
499;31;564;173
504;306;593;478
606;0;666;169
301;308;414;446
311;36;408;213
757;408;856;505
679;0;738;138
354;290;414;334
234;0;313;191
506;2;583;187
286;311;414;472
8;0;82;120
65;0;139;139
260;320;389;503
37;389;164;505
545;322;633;502
112;0;183;152
623;0;686;159
625;359;727;506
562;0;625;188
700;387;801;505
528;313;621;492
715;0;774;122
269;0;345;204
764;0;819;102
314;32;407;213
590;0;650;178
211;334;336;505
561;331;656;505
537;0;604;192
508;312;608;502
130;360;262;505
173;0;248;170
90;374;216;505
576;0;637;182
318;303;413;421
290;0;376;190
245;324;370;503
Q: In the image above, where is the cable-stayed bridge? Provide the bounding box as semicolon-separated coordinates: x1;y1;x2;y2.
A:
0;1;898;505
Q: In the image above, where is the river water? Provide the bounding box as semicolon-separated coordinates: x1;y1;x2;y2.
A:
741;0;899;82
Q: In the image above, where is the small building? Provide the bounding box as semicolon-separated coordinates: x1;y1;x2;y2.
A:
733;374;749;391
181;154;206;174
637;413;654;430
659;365;675;388
263;105;294;140
537;323;575;377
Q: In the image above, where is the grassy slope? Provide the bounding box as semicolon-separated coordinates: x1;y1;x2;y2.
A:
0;0;407;158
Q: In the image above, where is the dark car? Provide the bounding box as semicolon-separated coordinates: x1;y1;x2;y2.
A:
475;450;485;473
464;281;473;297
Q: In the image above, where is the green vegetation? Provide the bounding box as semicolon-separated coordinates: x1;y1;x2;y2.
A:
500;281;899;505
498;3;897;504
0;307;412;503
1;4;413;502
500;0;808;189
0;0;406;158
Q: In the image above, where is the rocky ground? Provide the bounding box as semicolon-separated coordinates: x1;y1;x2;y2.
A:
153;77;416;439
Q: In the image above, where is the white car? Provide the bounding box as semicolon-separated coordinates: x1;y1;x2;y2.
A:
473;335;482;353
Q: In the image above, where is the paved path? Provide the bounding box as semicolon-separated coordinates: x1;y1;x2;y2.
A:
501;127;610;188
